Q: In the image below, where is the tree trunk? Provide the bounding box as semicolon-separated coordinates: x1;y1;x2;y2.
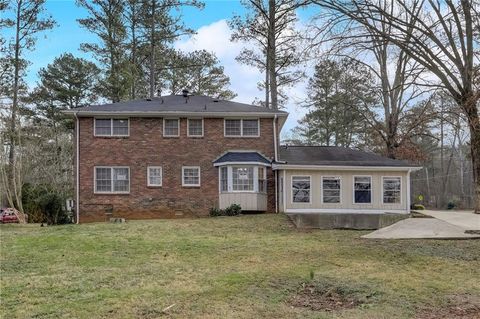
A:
267;0;277;110
463;95;480;213
149;0;155;100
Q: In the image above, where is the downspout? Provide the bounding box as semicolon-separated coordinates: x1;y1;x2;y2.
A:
273;115;278;213
74;112;80;224
406;168;411;213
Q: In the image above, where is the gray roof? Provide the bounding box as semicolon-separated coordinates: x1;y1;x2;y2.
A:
65;95;288;116
213;152;271;165
278;146;419;167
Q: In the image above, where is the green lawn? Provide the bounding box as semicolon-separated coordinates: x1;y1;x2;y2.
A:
1;214;479;319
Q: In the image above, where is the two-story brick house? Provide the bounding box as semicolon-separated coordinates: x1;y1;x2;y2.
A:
66;92;420;225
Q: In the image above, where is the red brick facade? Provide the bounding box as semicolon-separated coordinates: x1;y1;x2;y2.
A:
76;117;278;222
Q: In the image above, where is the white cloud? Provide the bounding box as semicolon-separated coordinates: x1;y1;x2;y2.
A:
174;19;309;136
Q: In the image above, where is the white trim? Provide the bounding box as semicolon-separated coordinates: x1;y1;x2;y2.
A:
214;161;271;167
273;115;278;161
75;113;80;224
182;166;201;187
163;118;180;137
291;175;311;204
321;176;342;204
381;176;402;205
147;166;163;187
353;175;372;204
224;118;260;138
285;208;409;214
406;170;412;211
94;166;130;194
272;164;421;171
274;169;278;213
282;170;286;213
187;118;204;137
231;166;255;193
94;118;130;137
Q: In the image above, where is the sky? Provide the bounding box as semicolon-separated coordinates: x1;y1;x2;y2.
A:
6;0;319;136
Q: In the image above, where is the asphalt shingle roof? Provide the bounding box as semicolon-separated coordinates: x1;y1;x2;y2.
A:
67;95;287;115
213;152;272;165
278;146;419;167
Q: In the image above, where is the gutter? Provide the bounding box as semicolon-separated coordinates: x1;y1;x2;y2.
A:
273;115;278;213
62;110;289;118
272;164;423;171
74;112;80;224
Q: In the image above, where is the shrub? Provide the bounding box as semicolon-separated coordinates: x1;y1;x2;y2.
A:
209;207;223;217
447;202;455;210
22;184;72;225
411;204;425;210
224;204;242;216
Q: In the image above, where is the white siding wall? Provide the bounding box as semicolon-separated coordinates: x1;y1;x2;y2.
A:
284;170;409;212
219;193;267;211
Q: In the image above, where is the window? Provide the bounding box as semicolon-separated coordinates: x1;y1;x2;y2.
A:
232;167;254;191
147;166;162;186
95;167;130;193
292;176;310;203
383;177;401;204
322;177;341;203
258;167;266;192
182;166;200;186
220;167;228;192
164;119;179;136
354;176;372;203
224;119;259;137
188;119;203;137
94;119;129;136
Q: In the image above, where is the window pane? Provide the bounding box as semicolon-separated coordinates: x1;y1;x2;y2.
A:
148;167;162;186
242;119;259;136
354;177;371;203
383;177;401;204
183;167;200;185
258;167;266;192
164;119;179;136
112;119;128;135
292;176;310;203
113;168;129;192
188;119;203;136
95;119;111;136
220;167;228;192
225;119;241;136
96;167;112;192
323;177;340;203
232;167;254;191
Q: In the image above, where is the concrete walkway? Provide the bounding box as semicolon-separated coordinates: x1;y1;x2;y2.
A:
421;210;480;231
362;218;480;239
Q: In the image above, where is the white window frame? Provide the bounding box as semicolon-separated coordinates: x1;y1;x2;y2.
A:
94;166;130;194
147;166;163;187
94;118;130;137
217;165;268;193
182;166;201;187
223;118;260;137
382;176;402;205
163;118;180;137
353;175;372;204
321;176;342;204
291;175;311;204
219;166;228;193
231;166;255;192
187;118;204;137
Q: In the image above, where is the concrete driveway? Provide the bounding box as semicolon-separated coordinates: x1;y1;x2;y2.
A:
362;210;480;239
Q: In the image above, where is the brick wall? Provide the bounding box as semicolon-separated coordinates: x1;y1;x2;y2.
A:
77;117;277;222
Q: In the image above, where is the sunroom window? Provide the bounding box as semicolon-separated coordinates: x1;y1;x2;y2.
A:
232;167;254;191
383;177;401;204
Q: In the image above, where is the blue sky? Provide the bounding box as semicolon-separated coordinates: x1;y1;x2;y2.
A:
6;0;318;134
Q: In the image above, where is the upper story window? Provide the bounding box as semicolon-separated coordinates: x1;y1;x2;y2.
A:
383;177;401;204
147;166;162;187
322;177;341;203
94;119;129;137
164;119;179;137
354;176;372;203
182;166;200;187
292;176;310;203
224;119;259;137
95;166;130;193
188;119;203;137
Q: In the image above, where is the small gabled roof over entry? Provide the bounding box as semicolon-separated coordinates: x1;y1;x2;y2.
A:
213;151;272;166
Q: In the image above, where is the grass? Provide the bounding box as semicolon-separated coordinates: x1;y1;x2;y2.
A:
1;214;479;318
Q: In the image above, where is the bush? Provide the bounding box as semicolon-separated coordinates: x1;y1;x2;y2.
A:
411;204;425;210
22;184;72;225
209;204;242;217
447;201;455;210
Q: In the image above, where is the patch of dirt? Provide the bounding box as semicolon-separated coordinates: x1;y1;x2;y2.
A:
415;294;480;319
287;282;370;312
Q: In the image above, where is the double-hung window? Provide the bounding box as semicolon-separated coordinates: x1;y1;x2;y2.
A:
220;167;228;192
232;167;254;191
182;166;200;187
164;119;179;137
354;176;372;203
94;119;129;136
188;119;203;137
322;177;341;203
292;176;310;203
224;119;259;137
258;167;266;193
95;167;130;193
147;166;162;187
383;177;401;204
